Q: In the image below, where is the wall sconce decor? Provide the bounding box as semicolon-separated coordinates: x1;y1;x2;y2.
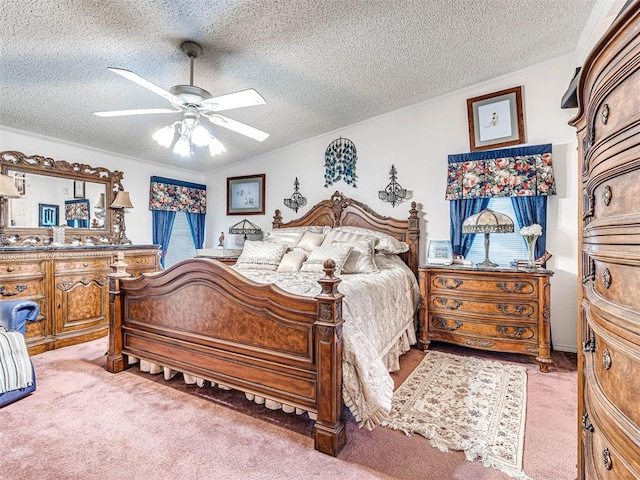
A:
283;177;307;213
462;208;514;268
378;165;407;207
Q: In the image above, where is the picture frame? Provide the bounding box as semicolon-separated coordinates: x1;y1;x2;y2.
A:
466;86;525;152
74;180;85;198
38;203;59;227
227;174;266;215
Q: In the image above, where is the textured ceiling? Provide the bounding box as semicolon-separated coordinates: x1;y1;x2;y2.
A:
1;0;597;173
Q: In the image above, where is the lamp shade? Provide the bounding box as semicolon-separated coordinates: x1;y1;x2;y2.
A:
0;174;21;198
94;193;106;209
229;218;262;240
462;209;514;234
110;191;134;209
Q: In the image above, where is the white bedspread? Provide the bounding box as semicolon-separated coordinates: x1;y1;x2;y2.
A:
234;254;420;429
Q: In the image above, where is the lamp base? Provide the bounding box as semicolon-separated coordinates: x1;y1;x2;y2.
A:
477;258;498;268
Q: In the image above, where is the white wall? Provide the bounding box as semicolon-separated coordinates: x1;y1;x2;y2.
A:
0;127;204;245
204;55;584;352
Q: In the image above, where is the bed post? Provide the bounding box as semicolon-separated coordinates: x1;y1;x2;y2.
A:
407;201;420;277
106;254;129;373
313;259;347;456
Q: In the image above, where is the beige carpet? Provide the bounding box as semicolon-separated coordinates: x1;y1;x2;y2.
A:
382;351;529;480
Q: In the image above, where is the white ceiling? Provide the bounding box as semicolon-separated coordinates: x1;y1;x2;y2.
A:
1;0;598;174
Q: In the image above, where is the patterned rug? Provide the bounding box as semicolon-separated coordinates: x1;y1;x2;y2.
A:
382;351;530;480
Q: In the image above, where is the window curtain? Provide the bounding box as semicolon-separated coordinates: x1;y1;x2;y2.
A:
149;176;207;266
446;144;555;259
64;199;90;228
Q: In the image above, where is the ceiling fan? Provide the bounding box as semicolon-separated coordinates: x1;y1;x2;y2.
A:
93;41;269;157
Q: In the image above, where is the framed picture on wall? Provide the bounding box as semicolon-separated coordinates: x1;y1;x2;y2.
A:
227;174;266;215
39;203;59;227
467;86;525;151
74;180;85;198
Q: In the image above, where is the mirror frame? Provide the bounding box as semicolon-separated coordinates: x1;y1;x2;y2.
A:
0;150;128;246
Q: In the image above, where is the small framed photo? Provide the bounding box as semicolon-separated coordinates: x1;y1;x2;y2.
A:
39;203;59;227
74;180;85;198
467;86;525;151
227;174;265;215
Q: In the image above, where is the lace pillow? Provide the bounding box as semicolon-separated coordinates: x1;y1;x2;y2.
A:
265;230;304;248
235;240;287;271
332;238;378;274
276;251;308;273
296;231;325;252
300;244;353;274
333;226;409;254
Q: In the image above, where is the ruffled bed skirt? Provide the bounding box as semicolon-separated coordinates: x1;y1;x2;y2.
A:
126;322;416;427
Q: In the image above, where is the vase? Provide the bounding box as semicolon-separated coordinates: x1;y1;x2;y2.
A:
524;234;539;268
51;226;66;245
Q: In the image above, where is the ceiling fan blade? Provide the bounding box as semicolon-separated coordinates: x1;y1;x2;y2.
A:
107;67;184;108
207;114;269;142
201;89;266;112
93;108;180;117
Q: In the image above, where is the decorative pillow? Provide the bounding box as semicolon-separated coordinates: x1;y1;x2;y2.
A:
276;251;308;273
322;229;372;247
333;238;378;274
300;244;353;274
296;231;325;252
333;226;409;254
265;230;304;248
235;240;287;271
265;226;326;235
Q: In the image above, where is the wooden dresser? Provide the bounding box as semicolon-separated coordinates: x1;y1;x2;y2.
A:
419;265;553;371
570;3;640;479
0;245;160;355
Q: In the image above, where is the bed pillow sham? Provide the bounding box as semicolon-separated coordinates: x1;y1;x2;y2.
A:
295;231;325;252
235;240;288;271
332;226;409;254
276;251;308;273
265;229;305;248
332;237;378;274
300;244;353;274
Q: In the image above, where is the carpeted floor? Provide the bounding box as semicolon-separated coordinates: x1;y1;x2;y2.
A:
1;338;577;480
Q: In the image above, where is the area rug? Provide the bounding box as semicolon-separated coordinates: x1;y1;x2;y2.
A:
381;351;530;480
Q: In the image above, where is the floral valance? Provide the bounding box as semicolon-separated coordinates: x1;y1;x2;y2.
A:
445;144;556;200
65;199;89;220
149;176;207;214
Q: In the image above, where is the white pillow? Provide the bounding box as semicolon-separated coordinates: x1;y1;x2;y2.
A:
300;244;353;274
333;238;378;274
296;231;325;252
265;225;326;235
322;229;372;246
235;240;287;271
276;251;308;273
265;230;304;248
332;226;409;254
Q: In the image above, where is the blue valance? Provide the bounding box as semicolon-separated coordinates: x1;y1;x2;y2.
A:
445;144;556;200
149;176;207;214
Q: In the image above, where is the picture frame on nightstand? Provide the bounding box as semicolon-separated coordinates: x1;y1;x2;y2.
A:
427;240;453;265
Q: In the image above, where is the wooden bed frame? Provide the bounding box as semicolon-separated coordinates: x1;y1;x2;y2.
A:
107;192;419;456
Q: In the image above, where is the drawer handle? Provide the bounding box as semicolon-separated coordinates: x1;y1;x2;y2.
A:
582;331;595;353
602;185;612;206
603;448;612;470
6;266;14;272
136;259;140;263
83;262;89;267
0;285;27;297
497;326;533;339
602;348;611;370
497;282;525;294
432;316;462;331
601;103;609;125
435;298;462;310
602;268;611;289
581;413;594;433
582;194;594;220
436;278;463;289
582;257;595;285
497;304;530;316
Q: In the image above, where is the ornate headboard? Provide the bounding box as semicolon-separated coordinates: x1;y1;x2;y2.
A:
272;191;420;277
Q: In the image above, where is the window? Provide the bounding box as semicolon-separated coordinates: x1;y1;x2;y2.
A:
465;198;527;267
164;213;195;268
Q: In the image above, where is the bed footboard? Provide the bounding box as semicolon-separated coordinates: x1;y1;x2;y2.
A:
107;258;346;456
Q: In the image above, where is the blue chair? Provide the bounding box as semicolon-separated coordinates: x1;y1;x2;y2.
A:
0;299;39;407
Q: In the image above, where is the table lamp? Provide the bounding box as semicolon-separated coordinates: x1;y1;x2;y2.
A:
462;208;514;268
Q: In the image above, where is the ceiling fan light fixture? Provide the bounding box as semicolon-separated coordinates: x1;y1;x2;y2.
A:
191;123;211;147
152;124;176;148
208;137;226;156
173;135;191;157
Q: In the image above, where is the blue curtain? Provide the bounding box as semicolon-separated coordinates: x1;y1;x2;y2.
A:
152;210;176;268
511;196;548;259
449;198;489;257
185;212;206;249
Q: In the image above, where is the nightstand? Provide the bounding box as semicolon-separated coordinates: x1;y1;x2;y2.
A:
195;248;241;265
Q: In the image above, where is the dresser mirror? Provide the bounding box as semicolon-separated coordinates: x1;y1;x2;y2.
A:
0;150;127;246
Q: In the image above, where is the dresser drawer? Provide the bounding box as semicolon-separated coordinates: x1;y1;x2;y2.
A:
124;254;158;269
0;277;45;299
0;260;46;276
55;257;111;273
586;257;640;314
429;294;538;322
429;314;538;344
428;272;537;297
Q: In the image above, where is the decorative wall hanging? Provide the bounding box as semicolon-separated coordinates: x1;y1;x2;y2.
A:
324;137;357;187
227;174;265;215
445;144;555;200
467;86;525;151
283;177;307;213
378;165;407;207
